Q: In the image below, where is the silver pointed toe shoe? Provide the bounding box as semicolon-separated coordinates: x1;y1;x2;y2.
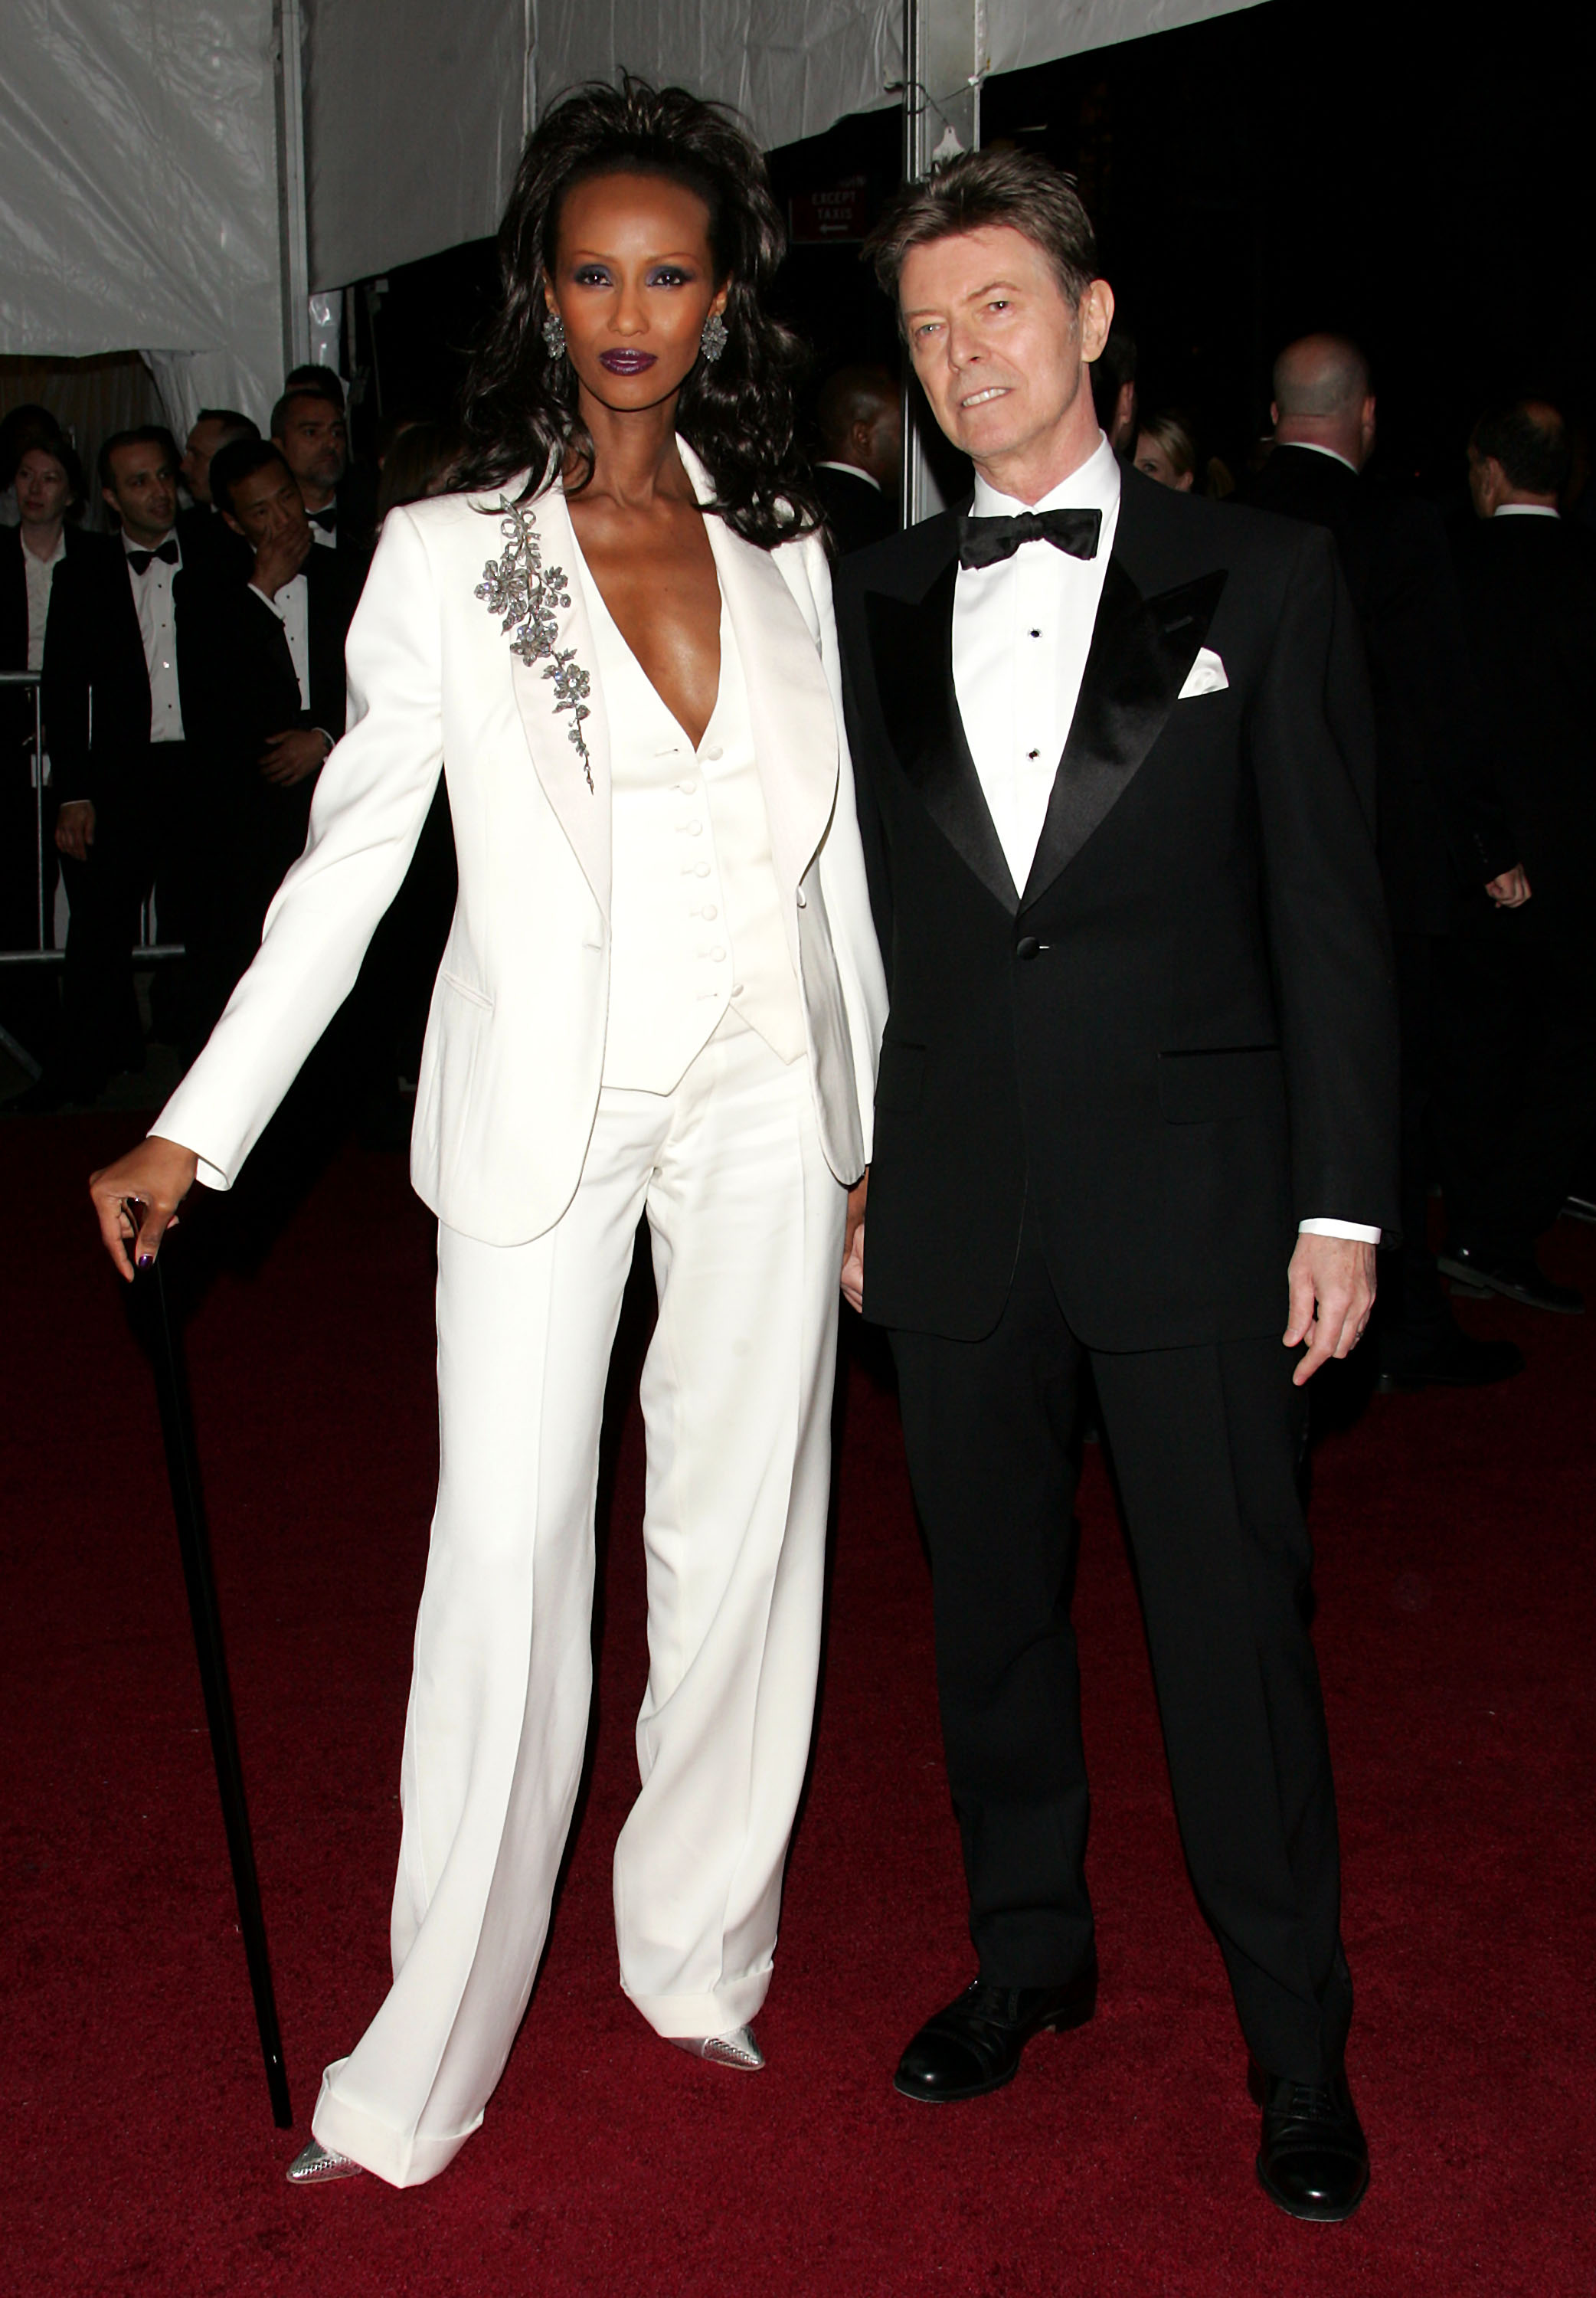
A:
669;2023;764;2070
286;2138;365;2185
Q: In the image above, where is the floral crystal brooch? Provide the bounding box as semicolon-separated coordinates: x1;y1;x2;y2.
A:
476;499;594;791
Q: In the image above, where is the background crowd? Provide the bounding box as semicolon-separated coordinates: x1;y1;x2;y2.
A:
2;264;1592;1386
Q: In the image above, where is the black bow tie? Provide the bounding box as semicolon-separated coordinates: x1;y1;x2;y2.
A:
306;506;337;532
957;506;1102;570
126;538;179;575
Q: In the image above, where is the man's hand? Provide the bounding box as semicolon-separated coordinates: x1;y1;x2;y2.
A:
54;800;95;860
841;1171;868;1312
1284;1233;1376;1386
1486;864;1532;908
89;1134;200;1281
260;729;328;787
251;519;313;599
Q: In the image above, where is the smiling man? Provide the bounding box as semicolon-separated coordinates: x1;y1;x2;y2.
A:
834;151;1398;2221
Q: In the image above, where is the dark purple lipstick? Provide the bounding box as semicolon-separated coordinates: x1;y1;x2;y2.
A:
599;349;657;375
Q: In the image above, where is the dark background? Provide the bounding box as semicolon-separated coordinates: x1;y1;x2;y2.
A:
358;0;1596;503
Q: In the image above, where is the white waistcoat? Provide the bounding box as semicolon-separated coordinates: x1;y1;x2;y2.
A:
584;564;807;1093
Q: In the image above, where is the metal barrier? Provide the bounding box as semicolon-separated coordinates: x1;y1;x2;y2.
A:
1;669;183;1079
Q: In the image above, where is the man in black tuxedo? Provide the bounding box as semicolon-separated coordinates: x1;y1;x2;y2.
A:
1238;335;1524;1387
32;428;202;1101
835;152;1397;2223
1436;400;1596;1314
812;365;901;556
182;437;362;1032
270;386;374;567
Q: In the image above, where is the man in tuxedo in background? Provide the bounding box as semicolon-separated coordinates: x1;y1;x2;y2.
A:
31;428;200;1101
836;152;1397;2222
1437;400;1596;1313
180;408;260;515
1239;334;1525;1388
182;437;361;1030
270;386;373;565
812;365;901;556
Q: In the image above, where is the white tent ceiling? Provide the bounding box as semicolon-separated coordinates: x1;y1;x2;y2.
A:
1;1;1264;431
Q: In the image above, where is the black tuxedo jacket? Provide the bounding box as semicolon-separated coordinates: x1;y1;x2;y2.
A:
1238;444;1514;926
836;466;1400;1348
1;523;100;765
813;463;896;558
178;542;364;911
38;512;227;811
1451;512;1596;918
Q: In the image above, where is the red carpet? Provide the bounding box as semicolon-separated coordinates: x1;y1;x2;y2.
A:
3;1115;1593;2296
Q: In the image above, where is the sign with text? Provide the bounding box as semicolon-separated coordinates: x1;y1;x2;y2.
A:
790;176;871;244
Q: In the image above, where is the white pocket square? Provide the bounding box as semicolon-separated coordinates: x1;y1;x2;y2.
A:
1177;646;1228;699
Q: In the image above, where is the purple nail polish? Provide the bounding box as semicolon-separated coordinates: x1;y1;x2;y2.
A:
137;1252;153;1269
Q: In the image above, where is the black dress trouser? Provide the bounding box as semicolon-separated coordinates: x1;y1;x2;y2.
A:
888;1212;1351;2086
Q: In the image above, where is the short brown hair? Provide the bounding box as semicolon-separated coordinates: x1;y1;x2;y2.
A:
865;149;1098;315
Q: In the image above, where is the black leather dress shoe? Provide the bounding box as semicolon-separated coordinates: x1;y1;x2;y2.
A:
1253;2066;1369;2222
1437;1245;1583;1315
894;1961;1097;2103
1374;1327;1525;1391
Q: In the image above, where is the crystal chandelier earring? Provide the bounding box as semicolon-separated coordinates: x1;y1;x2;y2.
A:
700;310;728;364
542;309;567;359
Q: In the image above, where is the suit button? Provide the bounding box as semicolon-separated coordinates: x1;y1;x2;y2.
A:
1015;935;1042;961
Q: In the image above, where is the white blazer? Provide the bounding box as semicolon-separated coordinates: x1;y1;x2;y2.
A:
154;444;888;1246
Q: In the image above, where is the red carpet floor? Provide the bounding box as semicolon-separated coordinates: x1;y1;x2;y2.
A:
3;1115;1594;2296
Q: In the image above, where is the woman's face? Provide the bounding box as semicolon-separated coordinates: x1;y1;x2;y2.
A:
545;169;728;417
15;447;72;525
1133;432;1194;493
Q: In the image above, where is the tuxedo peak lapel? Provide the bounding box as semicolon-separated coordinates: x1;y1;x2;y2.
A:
864;557;1019;916
1021;562;1228;908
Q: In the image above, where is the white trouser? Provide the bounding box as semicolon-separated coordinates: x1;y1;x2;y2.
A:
312;1016;845;2187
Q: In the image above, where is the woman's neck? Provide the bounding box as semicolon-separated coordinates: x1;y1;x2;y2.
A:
21;516;64;560
571;391;695;511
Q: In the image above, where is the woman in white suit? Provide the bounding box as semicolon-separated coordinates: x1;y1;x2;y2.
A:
90;79;886;2189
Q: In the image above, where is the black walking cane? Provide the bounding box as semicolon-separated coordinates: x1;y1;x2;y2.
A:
134;1246;293;2129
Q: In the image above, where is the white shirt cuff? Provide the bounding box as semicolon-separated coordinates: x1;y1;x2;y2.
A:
1298;1217;1382;1244
249;581;286;620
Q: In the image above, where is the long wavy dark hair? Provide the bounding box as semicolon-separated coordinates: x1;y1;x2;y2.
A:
455;76;819;549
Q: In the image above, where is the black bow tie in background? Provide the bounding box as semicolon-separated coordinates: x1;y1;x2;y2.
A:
957;506;1102;571
306;506;337;532
126;538;179;576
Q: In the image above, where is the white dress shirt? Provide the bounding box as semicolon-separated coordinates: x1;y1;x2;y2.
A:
250;571;312;709
813;459;884;493
953;430;1121;897
126;532;185;741
1493;503;1559;519
952;429;1376;1245
1278;440;1359;473
24;529;66;671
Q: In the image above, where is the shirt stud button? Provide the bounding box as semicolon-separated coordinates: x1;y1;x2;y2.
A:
1027;748;1040;760
1029;628;1041;637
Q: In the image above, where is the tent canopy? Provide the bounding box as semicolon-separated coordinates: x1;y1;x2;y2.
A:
1;2;1263;430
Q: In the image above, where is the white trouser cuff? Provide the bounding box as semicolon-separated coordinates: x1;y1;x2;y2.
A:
311;2058;482;2189
623;1965;773;2041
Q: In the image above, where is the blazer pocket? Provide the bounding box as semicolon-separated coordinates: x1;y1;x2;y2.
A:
439;968;494;1013
1158;1045;1284;1125
875;1039;927;1115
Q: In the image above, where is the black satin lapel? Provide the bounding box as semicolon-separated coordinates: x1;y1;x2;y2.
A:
1022;564;1229;908
865;564;1019;915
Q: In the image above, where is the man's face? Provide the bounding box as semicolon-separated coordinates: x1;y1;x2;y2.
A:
898;225;1113;477
182;417;232;506
274;394;347;497
103;443;178;544
224;458;313;555
15;447;73;526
